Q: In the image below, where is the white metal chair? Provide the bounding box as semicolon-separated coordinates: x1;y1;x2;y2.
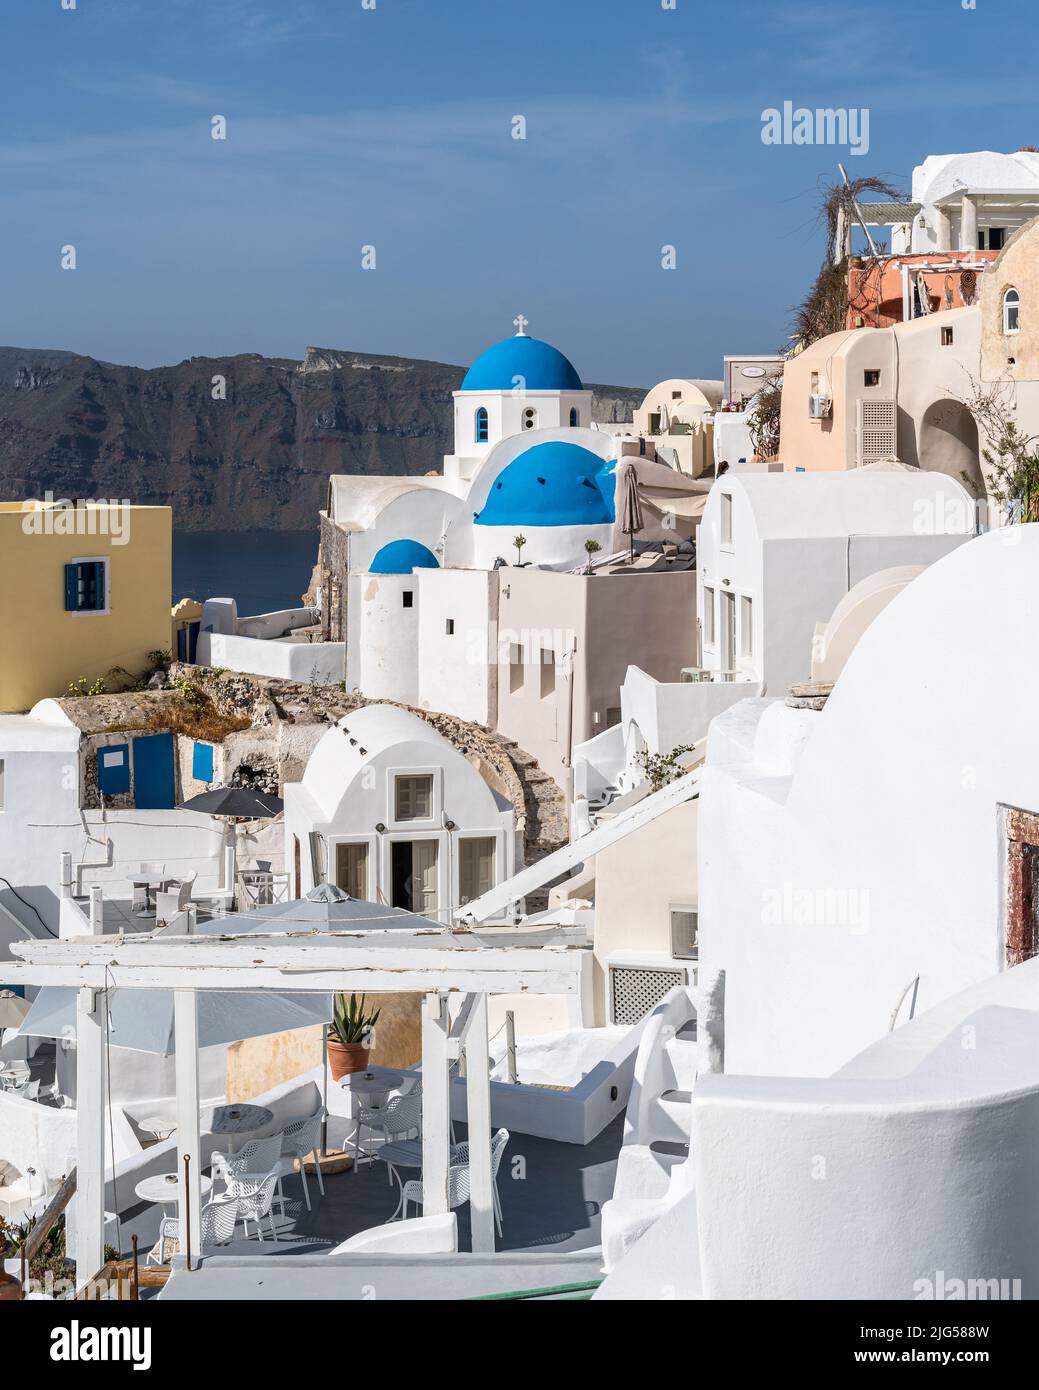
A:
211;1133;283;1195
227;1170;281;1242
352;1088;424;1177
147;1194;239;1265
155;877;196;926
400;1128;509;1237
12;1078;40;1101
274;1108;326;1212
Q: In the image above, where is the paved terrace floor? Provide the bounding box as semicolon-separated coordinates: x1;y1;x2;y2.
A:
114;1116;622;1290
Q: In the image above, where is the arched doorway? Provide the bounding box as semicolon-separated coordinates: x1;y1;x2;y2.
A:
917;399;983;492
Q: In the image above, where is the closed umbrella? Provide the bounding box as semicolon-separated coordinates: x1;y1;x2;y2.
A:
621;460;644;563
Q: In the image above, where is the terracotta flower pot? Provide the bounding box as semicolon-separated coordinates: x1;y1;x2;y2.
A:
328;1039;371;1081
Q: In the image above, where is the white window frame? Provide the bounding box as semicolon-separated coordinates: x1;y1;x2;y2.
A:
702;585;716;647
455;830;505;906
387;765;441;830
1003;287;1021;335
720;493;734;549
66;556;111;617
739;593;754;660
328;834;376;900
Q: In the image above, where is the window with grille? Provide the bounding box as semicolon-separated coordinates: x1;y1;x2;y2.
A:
395;774;433;821
670;906;699;960
609;965;686;1027
857;399;897;464
459;837;495;904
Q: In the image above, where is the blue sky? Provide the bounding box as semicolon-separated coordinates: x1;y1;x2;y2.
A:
2;0;1038;384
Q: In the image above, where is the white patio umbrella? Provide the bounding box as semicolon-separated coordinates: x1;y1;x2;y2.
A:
0;990;31;1031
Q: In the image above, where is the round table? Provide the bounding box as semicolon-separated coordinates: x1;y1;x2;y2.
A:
342;1070;405;1110
135;1172;213;1207
130;875;176;918
201;1103;275;1153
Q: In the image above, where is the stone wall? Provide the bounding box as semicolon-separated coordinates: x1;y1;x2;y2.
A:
169;661;569;879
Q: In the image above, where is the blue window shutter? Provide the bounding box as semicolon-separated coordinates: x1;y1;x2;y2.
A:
92;561;106;609
192;741;215;782
64;564;80;612
97;743;130;796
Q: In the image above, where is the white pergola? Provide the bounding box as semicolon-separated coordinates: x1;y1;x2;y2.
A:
8;924;588;1288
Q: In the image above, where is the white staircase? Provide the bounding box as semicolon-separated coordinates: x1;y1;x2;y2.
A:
602;988;699;1264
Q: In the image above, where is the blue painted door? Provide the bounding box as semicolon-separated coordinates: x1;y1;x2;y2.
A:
132;733;176;809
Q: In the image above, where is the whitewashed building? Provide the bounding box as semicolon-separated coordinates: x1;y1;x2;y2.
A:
696;467;976;694
283;704;518;918
697;524;1039;1080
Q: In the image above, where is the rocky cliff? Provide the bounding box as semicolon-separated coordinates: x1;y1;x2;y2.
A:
0;344;643;531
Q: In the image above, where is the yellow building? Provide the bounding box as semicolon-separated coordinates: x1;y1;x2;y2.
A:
0;500;172;712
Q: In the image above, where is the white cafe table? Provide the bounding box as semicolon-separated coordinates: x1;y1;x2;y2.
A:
130;874;176;918
135;1172;213;1208
340;1070;405;1111
201;1102;275;1153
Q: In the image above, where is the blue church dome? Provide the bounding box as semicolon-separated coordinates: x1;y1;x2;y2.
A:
474;442;615;528
369;539;441;574
461;336;583;392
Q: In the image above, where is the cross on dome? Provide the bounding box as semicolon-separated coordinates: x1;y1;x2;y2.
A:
513;314;529;336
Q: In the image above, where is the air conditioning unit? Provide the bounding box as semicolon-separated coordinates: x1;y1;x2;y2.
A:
670;906;699;961
808;393;832;418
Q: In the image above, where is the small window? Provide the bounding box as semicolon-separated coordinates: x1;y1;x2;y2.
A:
0;758;5;813
569;407;578;427
810;371;820;392
605;707;622;728
64;559;107;613
402;590;414;609
459;837;496;904
522;407;537;431
97;743;130;797
864;370;881;387
540;648;556;700
445;618;455;636
475;407;489;443
720;492;733;547
670;906;698;961
192;742;215;783
739;595;753;659
671;390;682;400
941;326;954;347
509;642;524;693
1004;287;1020;335
395;774;433;821
988;228;1006;251
702;586;716;646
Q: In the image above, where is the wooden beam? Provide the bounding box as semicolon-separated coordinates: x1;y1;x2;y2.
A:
421;991;450;1218
3;961;580;995
174;990;202;1266
74;988;106;1293
465;993;495;1254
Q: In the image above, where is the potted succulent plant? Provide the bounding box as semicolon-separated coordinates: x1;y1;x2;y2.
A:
327;992;381;1081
